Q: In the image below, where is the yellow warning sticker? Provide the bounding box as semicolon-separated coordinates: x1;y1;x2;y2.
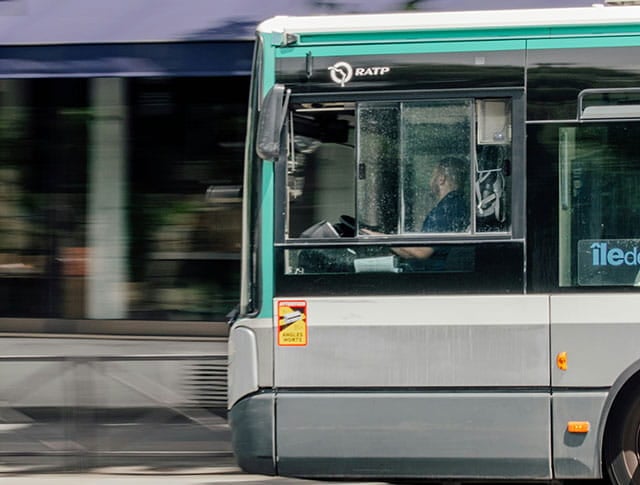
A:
278;300;308;346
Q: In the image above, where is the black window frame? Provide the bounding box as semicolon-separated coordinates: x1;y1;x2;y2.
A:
274;88;526;296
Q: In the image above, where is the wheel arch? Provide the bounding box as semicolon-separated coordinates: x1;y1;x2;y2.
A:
598;358;640;472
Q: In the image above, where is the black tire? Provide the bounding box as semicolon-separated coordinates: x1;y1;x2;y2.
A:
605;392;640;485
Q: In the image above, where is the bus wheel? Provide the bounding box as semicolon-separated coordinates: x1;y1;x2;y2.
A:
605;392;640;485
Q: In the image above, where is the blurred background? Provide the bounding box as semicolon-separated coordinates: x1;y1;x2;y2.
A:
0;0;598;476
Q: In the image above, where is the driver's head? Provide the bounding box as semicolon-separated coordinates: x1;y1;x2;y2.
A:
430;156;467;198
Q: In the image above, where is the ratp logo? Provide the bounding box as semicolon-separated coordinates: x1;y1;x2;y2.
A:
328;61;391;87
328;61;354;87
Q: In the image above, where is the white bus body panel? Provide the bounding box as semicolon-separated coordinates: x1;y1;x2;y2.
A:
551;294;640;387
274;295;549;388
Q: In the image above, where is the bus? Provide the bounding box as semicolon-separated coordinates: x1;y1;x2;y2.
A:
228;4;640;483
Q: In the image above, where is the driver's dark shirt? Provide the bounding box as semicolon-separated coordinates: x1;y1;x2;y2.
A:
421;190;469;233
407;190;469;272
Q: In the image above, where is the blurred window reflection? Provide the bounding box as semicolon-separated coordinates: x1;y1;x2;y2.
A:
0;77;247;322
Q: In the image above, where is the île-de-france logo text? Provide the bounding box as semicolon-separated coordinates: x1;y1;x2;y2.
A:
328;61;390;87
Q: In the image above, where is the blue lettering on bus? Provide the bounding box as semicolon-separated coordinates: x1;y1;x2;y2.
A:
590;242;640;266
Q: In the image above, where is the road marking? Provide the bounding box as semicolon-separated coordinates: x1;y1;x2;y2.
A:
0;423;31;432
93;466;241;475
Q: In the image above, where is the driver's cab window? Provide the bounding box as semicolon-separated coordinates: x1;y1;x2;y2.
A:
287;103;356;239
284;96;513;275
358;100;473;235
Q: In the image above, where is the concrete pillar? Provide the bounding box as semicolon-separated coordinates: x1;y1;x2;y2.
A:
87;78;128;319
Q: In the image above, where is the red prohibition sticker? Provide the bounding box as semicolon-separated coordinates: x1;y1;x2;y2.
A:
277;300;308;346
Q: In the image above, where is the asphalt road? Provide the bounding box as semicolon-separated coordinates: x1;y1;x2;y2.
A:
0;408;610;485
0;464;388;485
0;409;389;485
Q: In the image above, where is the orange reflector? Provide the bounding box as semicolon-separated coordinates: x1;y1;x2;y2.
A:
567;421;590;434
556;351;568;371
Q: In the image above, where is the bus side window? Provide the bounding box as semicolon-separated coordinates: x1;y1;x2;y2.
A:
398;100;472;235
475;145;510;232
357;103;400;233
558;122;640;287
475;99;512;233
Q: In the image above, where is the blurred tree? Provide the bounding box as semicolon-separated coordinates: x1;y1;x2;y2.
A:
309;0;431;12
311;1;341;10
403;0;425;9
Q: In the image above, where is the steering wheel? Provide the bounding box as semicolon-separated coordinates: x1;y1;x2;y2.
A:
335;215;356;237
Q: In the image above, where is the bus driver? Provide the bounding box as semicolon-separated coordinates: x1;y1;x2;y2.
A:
362;156;469;262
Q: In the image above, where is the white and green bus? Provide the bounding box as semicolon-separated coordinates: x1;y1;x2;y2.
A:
228;4;640;483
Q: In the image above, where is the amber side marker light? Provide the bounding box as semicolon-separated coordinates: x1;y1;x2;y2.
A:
567;421;590;434
556;351;568;371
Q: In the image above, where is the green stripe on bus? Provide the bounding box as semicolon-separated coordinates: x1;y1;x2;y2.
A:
298;28;541;45
258;162;274;320
277;39;525;58
262;35;278;94
276;34;640;59
528;34;640;50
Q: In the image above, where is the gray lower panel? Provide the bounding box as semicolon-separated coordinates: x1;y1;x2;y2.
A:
276;391;552;480
552;391;608;479
229;393;275;476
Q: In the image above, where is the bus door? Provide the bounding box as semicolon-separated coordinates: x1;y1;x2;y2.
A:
272;92;551;479
548;112;640;472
